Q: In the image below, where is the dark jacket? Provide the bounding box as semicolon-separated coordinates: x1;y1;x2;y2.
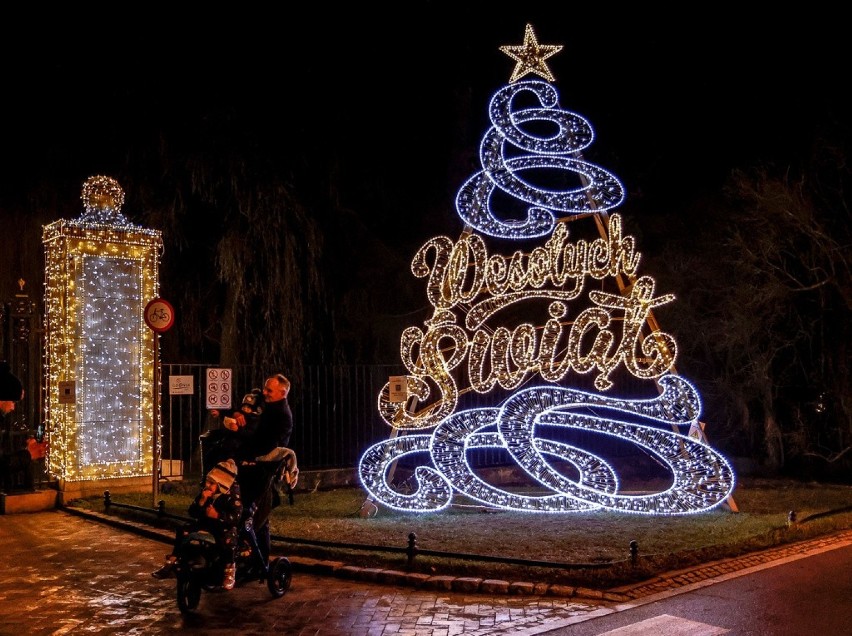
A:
233;397;293;461
232;398;293;525
187;482;243;547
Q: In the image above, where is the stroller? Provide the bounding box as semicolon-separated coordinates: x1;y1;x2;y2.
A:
174;438;295;614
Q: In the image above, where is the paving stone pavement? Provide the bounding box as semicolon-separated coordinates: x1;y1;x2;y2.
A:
0;509;602;635
1;509;850;635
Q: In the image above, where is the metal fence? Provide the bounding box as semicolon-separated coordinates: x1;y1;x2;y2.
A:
160;363;404;477
159;363;660;481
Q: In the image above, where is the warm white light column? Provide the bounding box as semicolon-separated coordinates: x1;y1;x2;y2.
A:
43;176;163;494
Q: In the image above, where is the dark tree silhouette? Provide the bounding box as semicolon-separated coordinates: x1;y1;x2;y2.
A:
655;139;851;478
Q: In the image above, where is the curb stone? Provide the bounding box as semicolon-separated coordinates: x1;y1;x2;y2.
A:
509;581;535;595
452;576;484;593
421;575;455;591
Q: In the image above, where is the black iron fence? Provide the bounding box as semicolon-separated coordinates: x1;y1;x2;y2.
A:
160;363;405;477
159;363;660;481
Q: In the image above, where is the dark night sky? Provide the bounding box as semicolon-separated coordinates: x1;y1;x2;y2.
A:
1;5;848;247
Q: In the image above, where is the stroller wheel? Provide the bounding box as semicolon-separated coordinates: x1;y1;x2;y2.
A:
176;573;202;614
267;557;292;597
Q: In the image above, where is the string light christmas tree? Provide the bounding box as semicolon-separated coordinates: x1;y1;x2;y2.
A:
358;25;735;515
43;176;163;493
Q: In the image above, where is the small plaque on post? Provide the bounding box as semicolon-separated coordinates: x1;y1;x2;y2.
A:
58;380;76;404
388;376;408;403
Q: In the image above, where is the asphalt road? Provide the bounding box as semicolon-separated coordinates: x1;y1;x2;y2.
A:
539;542;852;635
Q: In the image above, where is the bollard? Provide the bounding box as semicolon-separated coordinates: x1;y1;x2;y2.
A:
787;510;797;527
104;490;111;511
157;500;166;517
407;532;418;570
629;539;638;566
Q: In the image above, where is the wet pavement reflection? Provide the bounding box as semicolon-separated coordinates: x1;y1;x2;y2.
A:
0;510;602;635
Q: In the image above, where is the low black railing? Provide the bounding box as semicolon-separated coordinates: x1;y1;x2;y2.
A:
100;491;625;571
104;490;189;525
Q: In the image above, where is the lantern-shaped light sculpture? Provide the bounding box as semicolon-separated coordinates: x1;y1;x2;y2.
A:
42;176;163;498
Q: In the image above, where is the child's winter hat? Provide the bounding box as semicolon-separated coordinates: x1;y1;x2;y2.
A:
240;388;263;414
0;361;23;401
207;459;238;492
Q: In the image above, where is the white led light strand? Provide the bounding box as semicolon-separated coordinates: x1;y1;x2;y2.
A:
455;80;624;239
361;375;734;514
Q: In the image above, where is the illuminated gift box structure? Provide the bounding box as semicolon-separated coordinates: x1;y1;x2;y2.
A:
42;176;163;501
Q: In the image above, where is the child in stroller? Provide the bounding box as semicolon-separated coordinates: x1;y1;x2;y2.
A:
170;451;294;614
152;458;243;590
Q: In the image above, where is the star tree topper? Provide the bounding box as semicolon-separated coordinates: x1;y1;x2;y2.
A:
500;23;563;83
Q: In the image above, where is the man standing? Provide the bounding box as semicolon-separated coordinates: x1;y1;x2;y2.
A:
0;361;28;491
234;373;293;563
230;374;293;459
0;361;24;414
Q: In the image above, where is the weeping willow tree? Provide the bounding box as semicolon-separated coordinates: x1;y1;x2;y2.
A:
122;96;422;388
214;177;328;382
124;111;335;390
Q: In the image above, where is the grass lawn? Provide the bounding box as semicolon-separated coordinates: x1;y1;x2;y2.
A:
68;476;852;589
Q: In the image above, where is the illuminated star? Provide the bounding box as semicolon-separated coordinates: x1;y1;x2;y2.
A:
499;24;563;83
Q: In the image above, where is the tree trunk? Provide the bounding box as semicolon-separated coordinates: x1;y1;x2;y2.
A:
762;402;784;471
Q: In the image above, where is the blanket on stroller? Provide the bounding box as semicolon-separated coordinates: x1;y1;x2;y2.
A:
255;447;299;507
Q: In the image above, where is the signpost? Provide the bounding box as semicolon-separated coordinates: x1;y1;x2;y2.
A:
144;297;174;505
205;368;233;410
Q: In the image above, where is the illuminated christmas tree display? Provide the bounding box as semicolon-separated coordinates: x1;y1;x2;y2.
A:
43;176;163;493
359;25;735;515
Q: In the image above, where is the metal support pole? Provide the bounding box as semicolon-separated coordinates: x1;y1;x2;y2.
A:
152;335;160;507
